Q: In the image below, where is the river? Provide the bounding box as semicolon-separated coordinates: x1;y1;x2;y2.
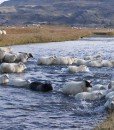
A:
0;37;114;130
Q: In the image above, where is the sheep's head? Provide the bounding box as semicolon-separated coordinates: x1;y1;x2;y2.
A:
1;74;9;84
28;53;33;58
18;62;27;70
84;80;92;88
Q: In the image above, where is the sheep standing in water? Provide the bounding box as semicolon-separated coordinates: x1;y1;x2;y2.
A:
15;52;33;63
61;80;92;96
0;74;9;84
53;57;75;65
3;53;17;63
68;65;90;73
75;90;107;101
8;78;30;88
102;60;113;67
104;97;114;111
0;49;5;62
37;56;55;65
0;62;26;73
28;81;53;92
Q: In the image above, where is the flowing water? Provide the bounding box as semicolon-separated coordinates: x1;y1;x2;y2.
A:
0;37;114;130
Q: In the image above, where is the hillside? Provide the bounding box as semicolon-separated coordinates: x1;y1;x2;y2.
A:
0;0;114;27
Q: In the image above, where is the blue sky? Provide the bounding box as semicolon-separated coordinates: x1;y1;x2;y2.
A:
0;0;8;4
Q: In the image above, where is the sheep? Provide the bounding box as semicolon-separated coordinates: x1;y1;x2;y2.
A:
104;97;114;111
87;60;102;67
37;56;55;65
74;58;87;66
2;30;6;35
0;74;9;85
84;54;103;61
68;65;89;73
3;53;17;63
0;30;2;35
110;60;114;67
28;81;53;92
0;47;12;53
61;80;92;96
15;52;33;63
105;91;114;100
0;62;26;73
91;84;109;91
75;90;106;101
108;81;114;90
102;60;113;67
53;57;74;65
0;49;5;62
8;78;30;88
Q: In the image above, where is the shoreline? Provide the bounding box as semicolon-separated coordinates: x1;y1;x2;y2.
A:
0;25;114;47
94;112;114;130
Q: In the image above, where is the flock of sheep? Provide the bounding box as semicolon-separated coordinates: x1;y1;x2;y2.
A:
0;46;114;111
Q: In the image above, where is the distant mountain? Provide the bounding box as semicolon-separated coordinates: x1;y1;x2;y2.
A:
0;0;114;27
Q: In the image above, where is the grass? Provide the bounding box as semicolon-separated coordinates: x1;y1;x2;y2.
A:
0;25;114;46
95;112;114;130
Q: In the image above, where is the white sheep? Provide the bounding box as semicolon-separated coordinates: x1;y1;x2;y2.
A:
37;56;55;65
53;57;74;65
105;91;114;100
8;78;29;88
3;53;17;63
0;47;12;53
87;60;102;67
0;74;9;84
84;54;103;61
0;49;5;61
0;30;3;35
68;65;89;73
91;84;109;91
108;81;114;90
2;30;6;35
110;60;114;67
102;60;113;67
61;80;92;96
0;62;26;73
15;52;33;63
75;90;106;101
74;58;87;66
104;97;114;111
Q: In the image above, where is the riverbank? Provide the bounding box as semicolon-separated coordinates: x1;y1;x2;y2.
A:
0;25;114;46
95;112;114;130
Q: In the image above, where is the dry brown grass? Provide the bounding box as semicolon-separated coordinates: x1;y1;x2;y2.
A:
95;112;114;130
0;25;114;46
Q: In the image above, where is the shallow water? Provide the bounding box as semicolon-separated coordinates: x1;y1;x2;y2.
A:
0;37;114;130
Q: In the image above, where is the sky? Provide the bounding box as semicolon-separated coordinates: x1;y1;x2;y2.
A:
0;0;8;4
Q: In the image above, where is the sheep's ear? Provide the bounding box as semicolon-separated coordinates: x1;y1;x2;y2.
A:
28;53;33;58
86;80;92;84
19;62;23;65
108;83;112;89
84;80;92;88
4;74;9;78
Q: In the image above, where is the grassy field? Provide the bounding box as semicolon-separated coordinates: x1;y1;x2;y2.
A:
0;25;114;46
